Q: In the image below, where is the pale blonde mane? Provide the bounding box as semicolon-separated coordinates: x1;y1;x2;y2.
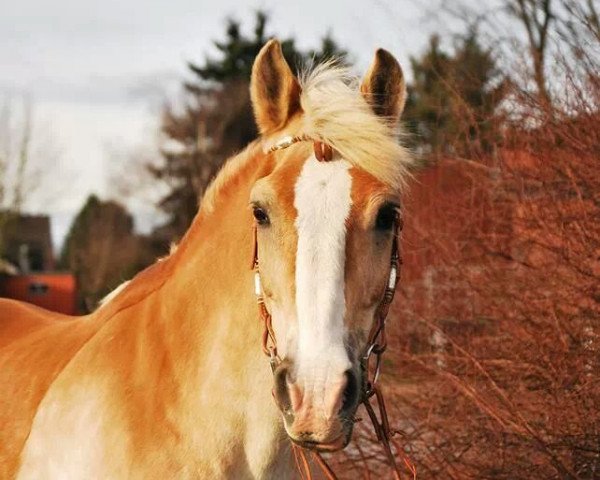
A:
299;61;413;190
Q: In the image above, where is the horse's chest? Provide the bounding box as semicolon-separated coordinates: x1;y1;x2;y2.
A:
17;382;130;479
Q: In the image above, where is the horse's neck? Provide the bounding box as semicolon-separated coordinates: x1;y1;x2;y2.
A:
158;142;266;368
146;146;290;476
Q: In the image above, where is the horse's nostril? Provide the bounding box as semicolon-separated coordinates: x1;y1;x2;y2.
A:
273;364;293;415
340;370;359;413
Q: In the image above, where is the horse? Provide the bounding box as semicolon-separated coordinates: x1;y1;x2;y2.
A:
0;39;413;479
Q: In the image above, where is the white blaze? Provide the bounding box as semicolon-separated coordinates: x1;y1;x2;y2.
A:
293;156;353;382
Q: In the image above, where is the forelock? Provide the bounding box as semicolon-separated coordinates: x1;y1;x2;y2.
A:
298;61;413;191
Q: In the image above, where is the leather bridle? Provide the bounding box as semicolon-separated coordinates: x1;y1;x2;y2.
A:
251;135;415;480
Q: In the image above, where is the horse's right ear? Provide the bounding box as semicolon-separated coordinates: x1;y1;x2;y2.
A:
251;39;301;135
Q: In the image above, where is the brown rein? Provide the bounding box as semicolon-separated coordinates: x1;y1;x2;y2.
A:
252;136;415;479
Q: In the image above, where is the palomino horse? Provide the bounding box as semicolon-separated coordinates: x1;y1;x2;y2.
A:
0;40;412;479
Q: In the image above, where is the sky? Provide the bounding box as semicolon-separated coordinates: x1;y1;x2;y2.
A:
0;0;443;252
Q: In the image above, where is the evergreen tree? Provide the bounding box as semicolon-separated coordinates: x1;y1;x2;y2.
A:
60;195;154;312
404;30;506;158
151;12;347;238
404;35;453;153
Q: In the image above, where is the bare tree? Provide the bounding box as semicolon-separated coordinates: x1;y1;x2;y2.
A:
418;0;558;110
0;96;61;259
0;97;34;257
559;0;600;43
0;98;32;214
554;0;600;98
506;0;555;108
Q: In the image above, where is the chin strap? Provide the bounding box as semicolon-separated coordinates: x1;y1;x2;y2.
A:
293;445;338;480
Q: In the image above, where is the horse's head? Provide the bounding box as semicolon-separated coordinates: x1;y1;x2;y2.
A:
249;40;411;452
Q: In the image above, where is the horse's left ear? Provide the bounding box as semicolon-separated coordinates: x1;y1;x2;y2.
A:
251;39;302;135
360;49;406;126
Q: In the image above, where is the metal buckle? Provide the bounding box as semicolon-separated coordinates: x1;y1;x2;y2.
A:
363;342;384;397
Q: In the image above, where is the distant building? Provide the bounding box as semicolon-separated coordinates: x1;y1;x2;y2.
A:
1;213;54;272
0;213;76;315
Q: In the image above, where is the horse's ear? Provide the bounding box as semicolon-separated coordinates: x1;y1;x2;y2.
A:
360;49;406;125
251;39;301;135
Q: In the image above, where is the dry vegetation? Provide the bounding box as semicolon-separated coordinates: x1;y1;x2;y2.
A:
387;112;600;479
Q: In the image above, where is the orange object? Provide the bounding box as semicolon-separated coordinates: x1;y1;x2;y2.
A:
0;273;77;315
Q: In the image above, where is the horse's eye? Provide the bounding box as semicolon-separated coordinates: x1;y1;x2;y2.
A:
375;204;398;231
253;206;270;226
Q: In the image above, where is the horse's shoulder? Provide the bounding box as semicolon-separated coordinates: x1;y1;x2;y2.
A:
0;259;176;477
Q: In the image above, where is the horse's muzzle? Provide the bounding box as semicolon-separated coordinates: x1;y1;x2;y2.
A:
272;361;361;451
